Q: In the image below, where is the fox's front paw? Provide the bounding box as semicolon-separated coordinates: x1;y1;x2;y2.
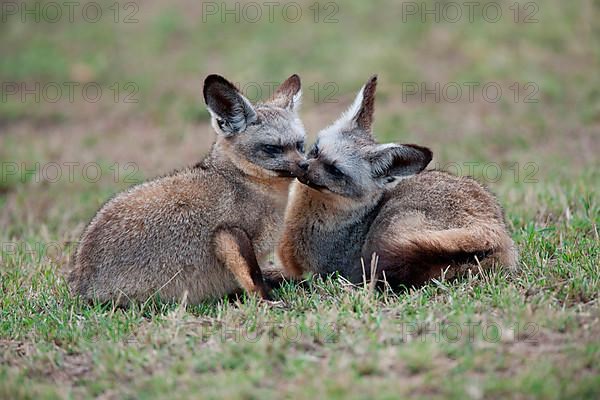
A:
257;284;273;301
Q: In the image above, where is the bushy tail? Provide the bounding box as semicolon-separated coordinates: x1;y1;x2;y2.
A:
373;224;517;287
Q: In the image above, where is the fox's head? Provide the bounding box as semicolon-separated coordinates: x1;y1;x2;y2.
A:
203;74;306;179
297;75;432;203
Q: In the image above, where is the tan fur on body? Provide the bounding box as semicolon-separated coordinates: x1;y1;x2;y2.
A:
279;76;517;287
69;74;305;304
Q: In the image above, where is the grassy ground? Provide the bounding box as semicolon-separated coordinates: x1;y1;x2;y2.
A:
1;0;599;398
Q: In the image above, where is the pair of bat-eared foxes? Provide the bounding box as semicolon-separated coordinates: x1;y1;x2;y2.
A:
68;74;517;305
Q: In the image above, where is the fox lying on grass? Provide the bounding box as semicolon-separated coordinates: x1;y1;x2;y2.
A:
69;74;306;304
278;75;517;287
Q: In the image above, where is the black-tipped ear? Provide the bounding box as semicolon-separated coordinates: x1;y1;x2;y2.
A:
368;143;432;181
354;75;377;132
203;74;257;136
330;75;378;136
267;74;302;111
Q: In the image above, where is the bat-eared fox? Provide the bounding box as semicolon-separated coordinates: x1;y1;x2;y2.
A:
69;74;305;304
278;75;517;287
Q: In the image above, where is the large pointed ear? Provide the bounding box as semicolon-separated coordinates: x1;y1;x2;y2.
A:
266;74;302;112
203;74;257;137
332;75;378;134
367;143;432;182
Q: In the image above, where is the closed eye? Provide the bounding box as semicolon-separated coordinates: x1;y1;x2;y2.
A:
324;163;344;177
307;145;319;159
261;144;283;156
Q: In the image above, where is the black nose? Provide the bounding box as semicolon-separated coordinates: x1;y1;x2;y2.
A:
298;161;309;171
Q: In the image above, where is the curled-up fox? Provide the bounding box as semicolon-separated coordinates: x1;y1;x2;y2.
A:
69;74;306;304
279;75;517;287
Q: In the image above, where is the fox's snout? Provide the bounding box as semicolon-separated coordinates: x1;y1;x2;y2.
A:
294;161;330;191
295;167;314;182
292;159;310;180
274;151;307;178
297;160;309;172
